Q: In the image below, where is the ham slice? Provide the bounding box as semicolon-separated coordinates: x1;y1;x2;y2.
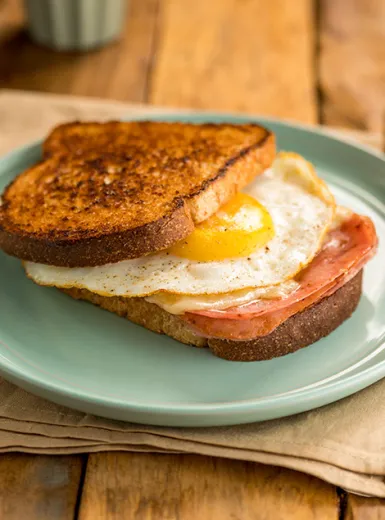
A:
182;214;377;340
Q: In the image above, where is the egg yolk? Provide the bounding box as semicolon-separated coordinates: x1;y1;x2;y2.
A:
169;193;274;261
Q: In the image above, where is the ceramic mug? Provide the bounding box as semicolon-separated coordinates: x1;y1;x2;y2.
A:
24;0;127;51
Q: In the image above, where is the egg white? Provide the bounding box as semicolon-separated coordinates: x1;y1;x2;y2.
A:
25;154;335;297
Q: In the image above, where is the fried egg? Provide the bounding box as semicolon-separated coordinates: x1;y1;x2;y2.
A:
169;193;275;262
148;206;351;314
25;152;335;297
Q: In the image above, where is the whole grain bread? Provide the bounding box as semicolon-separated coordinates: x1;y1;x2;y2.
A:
61;270;362;361
0;121;274;267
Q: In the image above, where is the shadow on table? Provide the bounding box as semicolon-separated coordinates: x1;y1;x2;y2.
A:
0;26;108;91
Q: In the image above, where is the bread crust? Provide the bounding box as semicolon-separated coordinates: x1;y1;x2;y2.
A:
62;270;363;361
0;122;275;267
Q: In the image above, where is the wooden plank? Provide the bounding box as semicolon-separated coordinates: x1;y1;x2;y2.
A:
0;454;85;520
0;0;25;80
79;453;338;520
319;0;385;133
0;0;24;35
69;0;160;101
0;0;159;102
150;0;317;122
345;494;385;520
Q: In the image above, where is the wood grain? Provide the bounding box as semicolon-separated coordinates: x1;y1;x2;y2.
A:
0;0;159;102
345;494;385;520
320;0;385;132
150;0;317;122
79;453;338;520
0;454;84;520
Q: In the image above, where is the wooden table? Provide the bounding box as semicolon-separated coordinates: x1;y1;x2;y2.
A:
0;0;384;518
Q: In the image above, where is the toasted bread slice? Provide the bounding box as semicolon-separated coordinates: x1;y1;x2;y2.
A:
61;271;362;362
0;121;274;267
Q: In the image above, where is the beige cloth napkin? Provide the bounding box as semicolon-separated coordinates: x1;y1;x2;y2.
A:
0;89;384;498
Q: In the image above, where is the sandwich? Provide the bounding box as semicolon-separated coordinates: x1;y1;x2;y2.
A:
0;121;377;361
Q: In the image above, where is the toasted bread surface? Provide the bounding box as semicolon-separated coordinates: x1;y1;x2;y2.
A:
62;270;362;361
0;122;274;266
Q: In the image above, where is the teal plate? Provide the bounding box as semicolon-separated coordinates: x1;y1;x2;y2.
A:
0;113;384;427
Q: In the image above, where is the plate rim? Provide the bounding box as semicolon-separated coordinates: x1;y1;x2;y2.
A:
0;338;385;415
